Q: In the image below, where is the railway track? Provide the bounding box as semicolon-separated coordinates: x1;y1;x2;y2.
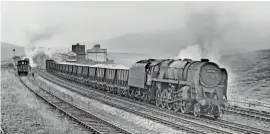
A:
42;70;270;134
19;76;131;134
45;69;270;123
224;106;270;122
37;69;270;134
37;70;231;134
36;71;208;133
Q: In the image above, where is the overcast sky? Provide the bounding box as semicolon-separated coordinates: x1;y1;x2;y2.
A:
2;1;270;51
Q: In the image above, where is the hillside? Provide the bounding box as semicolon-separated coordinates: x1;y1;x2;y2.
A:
87;29;191;55
1;42;25;61
85;23;270;56
220;49;270;103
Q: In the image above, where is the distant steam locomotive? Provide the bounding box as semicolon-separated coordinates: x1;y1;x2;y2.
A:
17;58;31;76
46;58;228;119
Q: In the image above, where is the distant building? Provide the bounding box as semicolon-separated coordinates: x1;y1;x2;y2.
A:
65;43;114;65
86;44;108;62
72;43;86;62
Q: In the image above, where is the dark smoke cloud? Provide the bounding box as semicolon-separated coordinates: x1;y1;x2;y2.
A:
185;10;233;58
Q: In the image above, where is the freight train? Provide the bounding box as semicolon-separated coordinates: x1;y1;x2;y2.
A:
17;58;31;76
46;58;228;119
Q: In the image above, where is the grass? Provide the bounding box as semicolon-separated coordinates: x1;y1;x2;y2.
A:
35;74;184;134
1;69;89;134
220;49;270;105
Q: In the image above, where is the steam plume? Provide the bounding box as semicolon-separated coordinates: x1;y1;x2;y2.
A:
24;24;61;67
178;10;229;64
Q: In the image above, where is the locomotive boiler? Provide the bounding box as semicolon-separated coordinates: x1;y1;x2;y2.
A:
129;58;228;118
46;58;228;119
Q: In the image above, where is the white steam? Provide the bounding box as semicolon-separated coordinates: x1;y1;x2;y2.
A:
24;47;56;67
177;9;231;66
24;23;61;67
177;44;221;64
177;44;202;61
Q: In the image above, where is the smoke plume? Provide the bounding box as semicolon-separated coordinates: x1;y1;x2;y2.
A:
24;24;61;67
178;9;230;65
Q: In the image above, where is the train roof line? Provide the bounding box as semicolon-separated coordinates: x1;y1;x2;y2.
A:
58;62;129;69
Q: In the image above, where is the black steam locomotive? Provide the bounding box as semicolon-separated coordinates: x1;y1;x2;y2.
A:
17;58;31;76
46;58;228;119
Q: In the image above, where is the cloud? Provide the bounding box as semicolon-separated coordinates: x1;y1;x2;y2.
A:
2;2;270;55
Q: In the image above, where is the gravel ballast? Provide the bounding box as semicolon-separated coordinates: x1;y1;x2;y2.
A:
36;73;187;134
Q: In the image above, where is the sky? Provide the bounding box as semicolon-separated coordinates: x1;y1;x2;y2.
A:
1;1;270;52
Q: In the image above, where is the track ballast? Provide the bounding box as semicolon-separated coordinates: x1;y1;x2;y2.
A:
37;69;270;134
19;75;131;134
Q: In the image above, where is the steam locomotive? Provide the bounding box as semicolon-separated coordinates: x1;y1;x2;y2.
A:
46;58;228;119
17;58;31;76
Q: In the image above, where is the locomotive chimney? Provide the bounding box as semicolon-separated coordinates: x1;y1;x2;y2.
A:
183;58;192;62
201;58;209;62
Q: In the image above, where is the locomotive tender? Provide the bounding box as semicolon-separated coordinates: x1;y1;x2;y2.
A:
46;58;228;119
17;58;31;76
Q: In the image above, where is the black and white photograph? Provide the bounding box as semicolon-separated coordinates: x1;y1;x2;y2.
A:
1;1;270;134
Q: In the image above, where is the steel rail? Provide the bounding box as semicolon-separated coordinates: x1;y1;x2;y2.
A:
44;70;270;134
37;70;237;134
224;106;270;122
19;76;131;134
